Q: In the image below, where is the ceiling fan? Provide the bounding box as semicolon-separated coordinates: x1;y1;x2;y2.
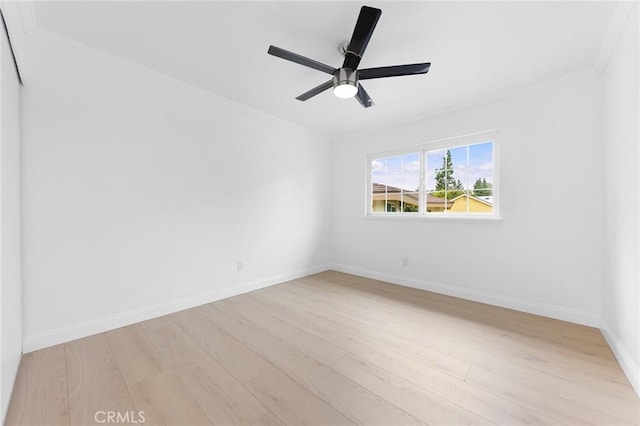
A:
267;5;431;108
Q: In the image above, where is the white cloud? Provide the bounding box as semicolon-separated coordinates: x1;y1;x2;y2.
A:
403;160;420;172
371;160;385;172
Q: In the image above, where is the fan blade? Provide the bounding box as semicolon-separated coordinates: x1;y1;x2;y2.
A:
343;6;382;70
268;45;336;75
359;63;431;80
355;83;374;108
296;79;334;101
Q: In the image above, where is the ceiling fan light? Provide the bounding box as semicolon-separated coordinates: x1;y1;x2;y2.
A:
334;83;358;99
333;68;358;99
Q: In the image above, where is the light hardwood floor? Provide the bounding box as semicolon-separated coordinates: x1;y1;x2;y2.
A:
6;271;639;425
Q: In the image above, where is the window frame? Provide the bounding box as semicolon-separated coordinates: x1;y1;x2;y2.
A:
366;130;501;221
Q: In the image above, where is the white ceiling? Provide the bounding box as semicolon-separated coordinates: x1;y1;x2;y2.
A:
29;1;619;138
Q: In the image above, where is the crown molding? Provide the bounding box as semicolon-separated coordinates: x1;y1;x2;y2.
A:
335;66;601;142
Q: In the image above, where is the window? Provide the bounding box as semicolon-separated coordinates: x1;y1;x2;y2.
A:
371;153;420;214
368;131;499;218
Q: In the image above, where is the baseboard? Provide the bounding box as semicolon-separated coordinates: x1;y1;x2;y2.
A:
23;264;330;353
329;264;601;327
600;320;640;397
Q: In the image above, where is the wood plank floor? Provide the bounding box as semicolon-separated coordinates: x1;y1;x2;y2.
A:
6;271;639;425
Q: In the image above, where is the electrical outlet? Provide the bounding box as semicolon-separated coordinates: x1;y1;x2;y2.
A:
237;261;244;272
402;257;409;266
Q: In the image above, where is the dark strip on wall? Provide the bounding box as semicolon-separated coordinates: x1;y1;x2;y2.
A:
0;7;24;86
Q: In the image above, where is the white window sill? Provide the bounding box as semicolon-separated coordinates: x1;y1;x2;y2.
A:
364;214;503;223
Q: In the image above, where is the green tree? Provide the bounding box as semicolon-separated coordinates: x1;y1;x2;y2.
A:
472;178;492;197
433;150;464;200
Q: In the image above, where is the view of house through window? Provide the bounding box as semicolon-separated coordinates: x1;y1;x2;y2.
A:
371;153;420;213
369;136;496;216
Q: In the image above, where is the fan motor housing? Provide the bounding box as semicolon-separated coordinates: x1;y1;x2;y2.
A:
333;68;358;89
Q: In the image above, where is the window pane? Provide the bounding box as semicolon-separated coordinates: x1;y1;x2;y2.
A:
371;153;420;214
448;192;469;213
426;146;466;208
468;142;494;213
425;149;445;192
470;189;493;213
403;191;420;212
447;145;467;196
371;157;387;212
387;155;401;174
426;191;447;213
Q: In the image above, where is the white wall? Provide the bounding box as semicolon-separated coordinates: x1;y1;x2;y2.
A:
0;14;22;422
21;34;331;351
602;3;639;394
331;76;604;326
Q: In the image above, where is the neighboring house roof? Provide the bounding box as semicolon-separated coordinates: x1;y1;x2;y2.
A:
449;193;493;206
372;182;446;205
372;183;418;205
426;194;447;205
372;182;405;193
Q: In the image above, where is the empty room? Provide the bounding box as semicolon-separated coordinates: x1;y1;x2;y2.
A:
0;1;639;425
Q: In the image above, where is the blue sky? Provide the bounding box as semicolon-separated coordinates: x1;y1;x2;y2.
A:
372;141;493;191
